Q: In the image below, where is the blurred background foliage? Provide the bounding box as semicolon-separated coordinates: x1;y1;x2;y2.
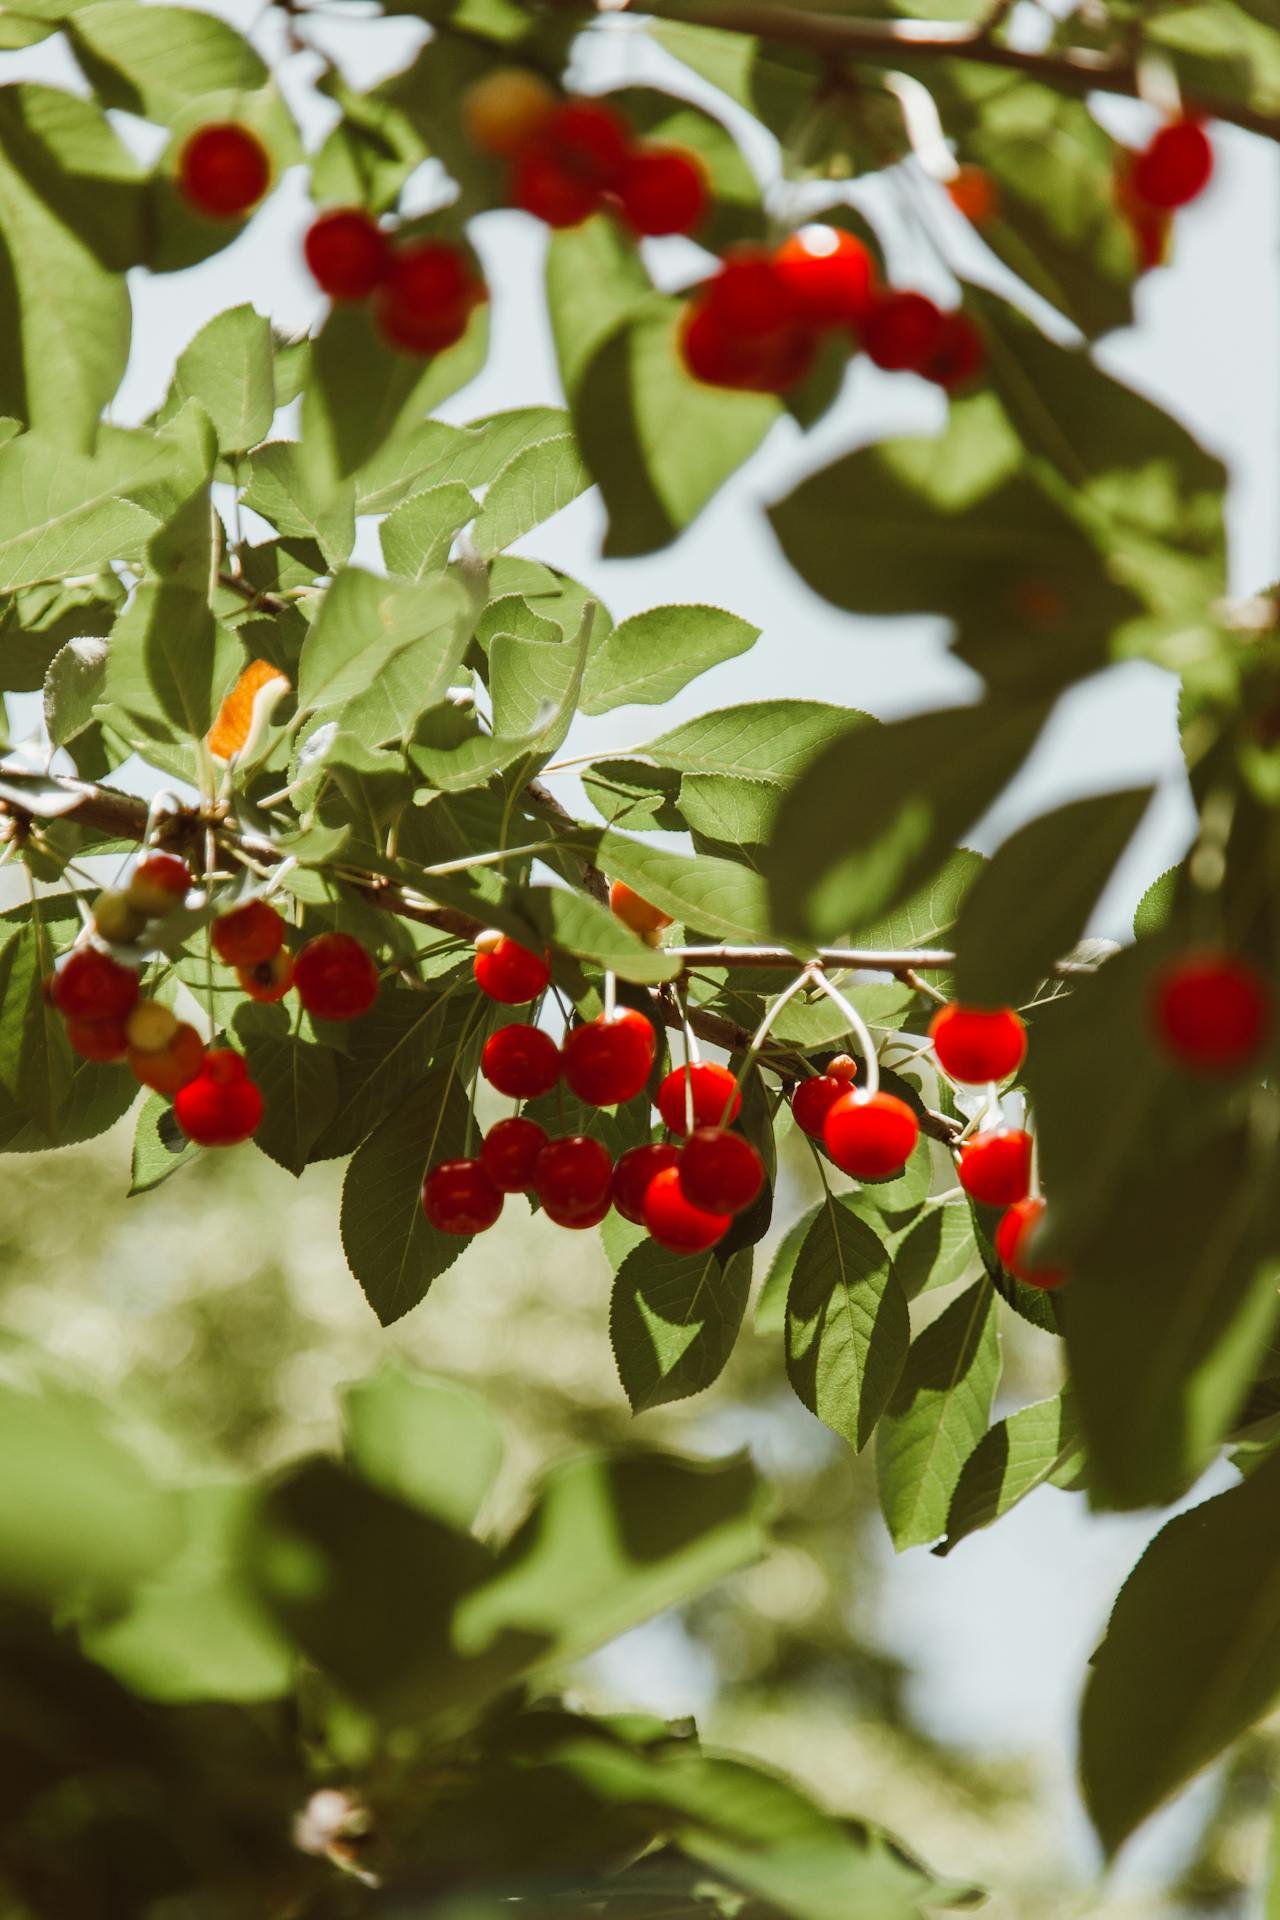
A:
4;1110;1275;1919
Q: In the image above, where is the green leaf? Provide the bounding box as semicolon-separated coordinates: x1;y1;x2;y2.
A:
640;699;869;781
766;700;1047;944
167;304;275;456
593;830;770;944
44;634;106;746
340;1052;477;1327
0;1383;178;1604
102;584;237;744
130;1090;198;1193
940;1390;1083;1553
297;567;470;714
0;85;137;450
547;213;652;403
1058;1120;1280;1510
488;598;594;776
611;1242;753;1412
952;787;1153;1005
380;482;477;580
311;977;470;1159
240;441;354;570
575;296;779;557
755;1203;821;1337
1080;1450;1280;1855
581;604;759;717
0;919;72;1138
515;884;681;986
247;1456;497;1721
456;1449;766;1672
785;1193;908;1452
891;1199;983;1300
471;431;591;558
234;1006;340;1176
82;1481;292;1702
302;299;488;484
769;425;1141;693
343;1363;503;1533
354;418;480;514
876;1282;1001;1551
950;76;1140;339
67;1;270;121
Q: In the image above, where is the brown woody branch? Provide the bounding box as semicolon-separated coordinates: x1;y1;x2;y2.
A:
617;0;1280;142
0;772;969;1137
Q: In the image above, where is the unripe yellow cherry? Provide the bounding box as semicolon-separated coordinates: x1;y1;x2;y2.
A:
461;68;557;158
126;1000;180;1054
93;889;147;945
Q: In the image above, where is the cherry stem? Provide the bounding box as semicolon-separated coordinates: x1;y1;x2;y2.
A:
603;969;617;1022
808;969;880;1099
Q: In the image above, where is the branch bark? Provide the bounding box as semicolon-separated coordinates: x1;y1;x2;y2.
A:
0;771;968;1141
618;0;1280;142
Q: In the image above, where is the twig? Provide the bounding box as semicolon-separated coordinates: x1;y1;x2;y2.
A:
614;0;1280;143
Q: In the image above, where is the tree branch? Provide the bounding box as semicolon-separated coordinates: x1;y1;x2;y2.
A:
0;772;990;1138
619;0;1280;142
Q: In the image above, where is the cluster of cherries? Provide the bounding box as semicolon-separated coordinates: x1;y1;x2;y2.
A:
788;999;1059;1290
681;230;985;397
44;864;379;1147
173;85;1210;391
303;213;488;357
463;72;709;239
425;917;766;1255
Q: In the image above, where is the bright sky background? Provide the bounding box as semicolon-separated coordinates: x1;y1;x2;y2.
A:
5;2;1280;1900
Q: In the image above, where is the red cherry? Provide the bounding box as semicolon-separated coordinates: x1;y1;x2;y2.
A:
543;1187;613;1230
481;1116;549;1192
562;1007;656;1107
129;1022;205;1095
422;1158;503;1234
678;1127;764;1215
212;900;285;968
643;1165;729;1253
534;1135;613;1220
1150;950;1272;1073
236;949;295;1004
544;99;630;190
612;1141;681;1224
65;1015;130;1062
617;146;708;236
1130;119;1213;210
53;948;139;1021
374;242;484;356
995;1196;1064;1291
790;1074;847;1141
680;300;817;394
473;935;551;1006
957;1127;1032;1207
609;880;673;936
656;1061;741;1136
924;310;986;391
511;144;599;227
824;1090;919;1178
126;853;192;917
861;291;945;373
929;1004;1027;1084
775;227;875;329
828;1054;858;1081
173;1049;263;1147
294;933;378;1021
705;249;798;335
304;208;391;301
176;123;270;220
481;1024;561;1099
